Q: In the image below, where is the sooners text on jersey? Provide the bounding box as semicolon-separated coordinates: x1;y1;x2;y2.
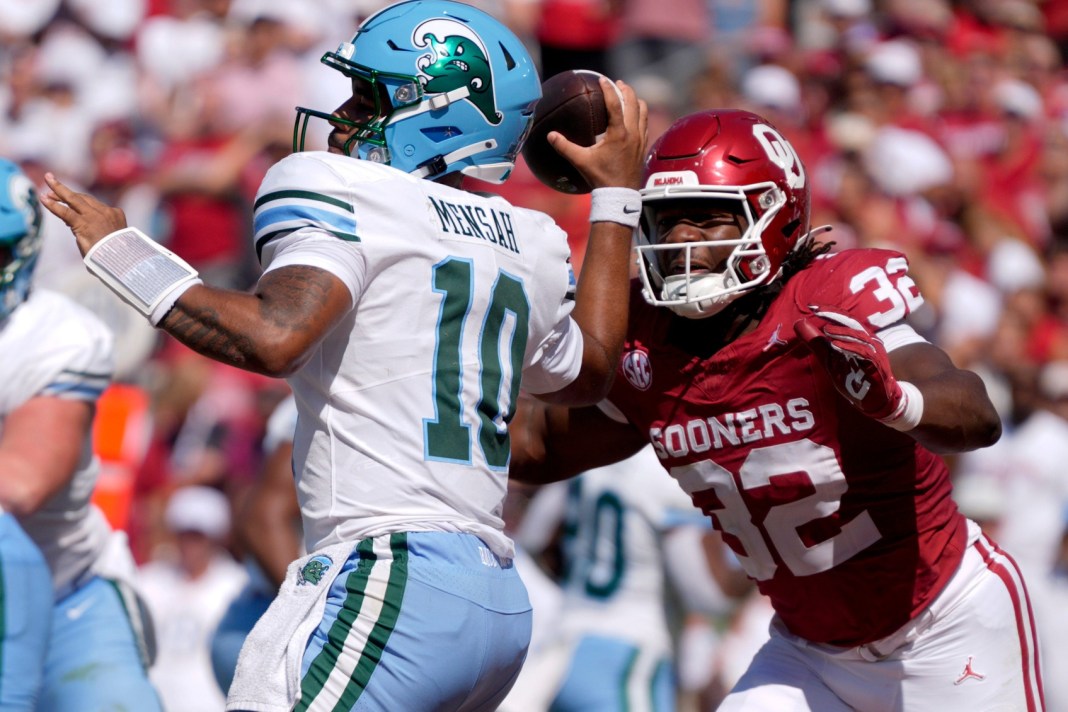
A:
608;249;966;646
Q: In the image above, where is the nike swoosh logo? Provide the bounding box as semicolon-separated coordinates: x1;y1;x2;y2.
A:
623;206;640;214
66;596;96;621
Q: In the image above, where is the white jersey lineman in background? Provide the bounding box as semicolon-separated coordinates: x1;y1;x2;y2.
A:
0;157;160;711
1;292;160;710
500;445;731;711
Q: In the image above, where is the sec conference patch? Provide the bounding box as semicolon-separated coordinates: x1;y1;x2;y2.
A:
622;348;652;391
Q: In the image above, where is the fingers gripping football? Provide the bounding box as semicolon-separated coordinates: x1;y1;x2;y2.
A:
794;307;907;424
539;76;648;193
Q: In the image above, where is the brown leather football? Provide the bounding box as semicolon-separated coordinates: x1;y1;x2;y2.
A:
521;70;611;195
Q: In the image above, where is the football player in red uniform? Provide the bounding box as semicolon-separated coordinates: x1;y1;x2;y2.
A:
511;110;1046;711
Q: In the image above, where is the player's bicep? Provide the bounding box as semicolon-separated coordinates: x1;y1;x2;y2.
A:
254;265;352;349
887;341;957;383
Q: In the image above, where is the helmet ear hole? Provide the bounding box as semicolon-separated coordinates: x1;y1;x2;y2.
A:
422;126;464;142
500;42;517;70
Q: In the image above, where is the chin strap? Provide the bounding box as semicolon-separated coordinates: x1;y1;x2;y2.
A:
391;86;472;124
410;139;499;180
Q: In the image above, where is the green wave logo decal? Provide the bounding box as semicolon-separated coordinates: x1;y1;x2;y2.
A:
413;18;501;125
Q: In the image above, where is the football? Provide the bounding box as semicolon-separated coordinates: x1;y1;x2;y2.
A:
521;70;613;195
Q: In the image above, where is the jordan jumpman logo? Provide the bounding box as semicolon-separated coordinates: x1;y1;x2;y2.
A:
954;656;986;685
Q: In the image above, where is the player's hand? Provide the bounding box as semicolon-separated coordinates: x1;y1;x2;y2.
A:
39;172;128;258
794;306;906;423
550;78;648;191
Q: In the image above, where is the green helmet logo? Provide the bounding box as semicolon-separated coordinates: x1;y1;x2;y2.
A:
414;19;501;125
298;555;333;586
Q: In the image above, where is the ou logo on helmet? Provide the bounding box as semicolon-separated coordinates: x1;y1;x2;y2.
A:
753;124;805;190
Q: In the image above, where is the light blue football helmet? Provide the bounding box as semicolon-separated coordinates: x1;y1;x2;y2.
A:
0;159;42;321
294;0;541;183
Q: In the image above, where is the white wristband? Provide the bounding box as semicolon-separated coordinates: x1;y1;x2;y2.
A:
882;380;924;432
83;227;201;324
149;277;202;326
589;187;642;228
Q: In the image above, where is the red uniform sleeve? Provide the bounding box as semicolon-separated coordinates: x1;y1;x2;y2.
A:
794;249;925;333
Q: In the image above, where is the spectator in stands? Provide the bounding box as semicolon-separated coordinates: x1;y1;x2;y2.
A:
137;486;247;712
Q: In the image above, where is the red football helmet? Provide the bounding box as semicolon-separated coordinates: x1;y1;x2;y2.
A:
636;110;812;318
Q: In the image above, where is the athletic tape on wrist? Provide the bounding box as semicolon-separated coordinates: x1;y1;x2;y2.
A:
882;380;924;432
589;187;642;228
83;227;201;325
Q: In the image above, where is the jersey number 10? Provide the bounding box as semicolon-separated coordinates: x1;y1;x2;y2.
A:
423;258;530;469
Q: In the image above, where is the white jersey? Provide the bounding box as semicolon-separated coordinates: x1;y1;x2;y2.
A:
262;392;297;454
253;152;582;559
0;289;114;592
556;446;708;654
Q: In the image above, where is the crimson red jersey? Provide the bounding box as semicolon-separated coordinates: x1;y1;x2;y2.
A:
608;249;966;646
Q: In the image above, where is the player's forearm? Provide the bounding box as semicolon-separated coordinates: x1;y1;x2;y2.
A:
549;221;634;405
159;266;350;378
909;370;1002;454
158;285;304;376
0;454;67;517
509;399;642;484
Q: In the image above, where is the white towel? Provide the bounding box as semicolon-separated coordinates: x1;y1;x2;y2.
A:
226;540;356;712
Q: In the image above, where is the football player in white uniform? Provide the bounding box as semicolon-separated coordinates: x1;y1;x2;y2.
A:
500;445;738;712
42;1;648;709
0;161;53;710
0;158;160;711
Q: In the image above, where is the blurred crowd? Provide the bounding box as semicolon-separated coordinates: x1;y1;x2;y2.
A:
5;0;1068;708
